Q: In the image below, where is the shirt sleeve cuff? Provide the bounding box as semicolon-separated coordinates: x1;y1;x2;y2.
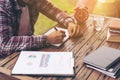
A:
33;35;50;48
56;12;75;28
63;17;75;28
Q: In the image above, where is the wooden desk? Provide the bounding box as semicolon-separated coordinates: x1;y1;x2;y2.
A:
0;15;120;80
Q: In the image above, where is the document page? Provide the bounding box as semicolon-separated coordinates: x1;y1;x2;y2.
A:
12;51;74;76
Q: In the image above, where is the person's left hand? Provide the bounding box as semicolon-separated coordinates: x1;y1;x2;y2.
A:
67;22;82;38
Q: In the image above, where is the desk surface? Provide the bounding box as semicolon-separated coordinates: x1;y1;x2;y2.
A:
0;15;120;80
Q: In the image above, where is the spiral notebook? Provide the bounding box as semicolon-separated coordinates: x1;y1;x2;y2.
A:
11;51;74;76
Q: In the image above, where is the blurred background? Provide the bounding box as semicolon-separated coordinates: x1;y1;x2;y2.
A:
34;0;120;35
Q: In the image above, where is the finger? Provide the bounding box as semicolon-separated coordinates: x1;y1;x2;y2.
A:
71;26;77;38
68;29;72;37
60;30;65;34
57;30;62;32
57;30;65;36
75;26;80;37
68;27;73;37
78;29;83;37
62;33;66;38
57;40;62;43
59;31;66;38
73;26;78;37
55;37;62;43
72;27;76;37
57;37;63;43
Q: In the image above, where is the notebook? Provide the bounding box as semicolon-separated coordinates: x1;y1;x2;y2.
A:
83;46;120;70
44;26;69;47
108;19;120;31
11;51;74;76
86;59;120;78
107;30;120;42
86;64;120;78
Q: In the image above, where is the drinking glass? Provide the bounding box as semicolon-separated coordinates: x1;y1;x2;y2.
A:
93;16;104;31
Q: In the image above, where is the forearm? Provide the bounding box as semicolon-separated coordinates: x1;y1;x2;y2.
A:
36;0;74;28
0;10;48;56
0;35;48;56
36;0;61;21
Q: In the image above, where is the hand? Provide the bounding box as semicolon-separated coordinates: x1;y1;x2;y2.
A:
67;22;82;38
46;30;66;44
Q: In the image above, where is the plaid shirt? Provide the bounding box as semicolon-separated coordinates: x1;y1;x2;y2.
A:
0;0;74;57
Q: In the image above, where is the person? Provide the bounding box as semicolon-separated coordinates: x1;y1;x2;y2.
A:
0;0;82;57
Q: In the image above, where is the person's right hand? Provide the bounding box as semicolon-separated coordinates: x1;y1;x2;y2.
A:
46;30;66;44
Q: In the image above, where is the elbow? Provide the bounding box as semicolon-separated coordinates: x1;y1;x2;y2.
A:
0;41;13;57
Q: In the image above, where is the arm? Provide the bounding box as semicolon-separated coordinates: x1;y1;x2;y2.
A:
34;0;83;38
35;0;74;28
28;0;82;38
0;8;48;56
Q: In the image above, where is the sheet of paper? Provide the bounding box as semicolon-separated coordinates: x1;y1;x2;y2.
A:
12;51;74;76
44;27;69;47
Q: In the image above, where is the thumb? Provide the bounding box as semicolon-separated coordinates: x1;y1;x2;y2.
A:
68;28;73;37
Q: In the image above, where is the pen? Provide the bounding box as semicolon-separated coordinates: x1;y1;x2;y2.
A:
54;27;58;31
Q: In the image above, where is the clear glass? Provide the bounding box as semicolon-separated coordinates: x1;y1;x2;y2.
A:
93;16;104;31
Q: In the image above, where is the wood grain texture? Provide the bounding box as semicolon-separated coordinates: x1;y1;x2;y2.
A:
0;15;120;80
